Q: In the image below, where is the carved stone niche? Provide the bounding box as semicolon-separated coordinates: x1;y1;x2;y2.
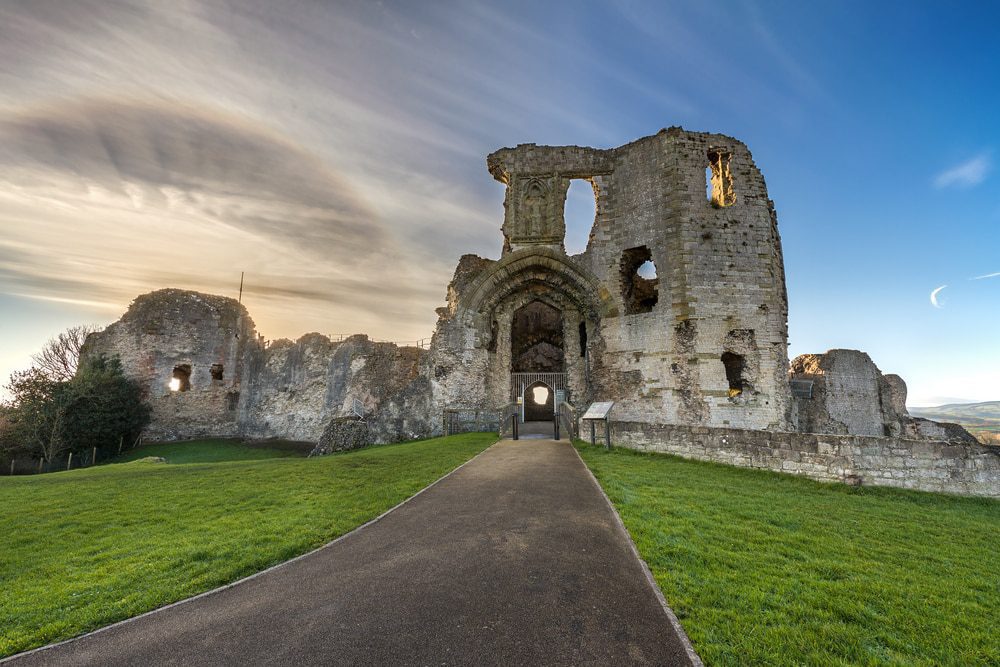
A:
502;175;569;248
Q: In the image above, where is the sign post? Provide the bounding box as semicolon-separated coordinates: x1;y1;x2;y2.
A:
553;389;565;441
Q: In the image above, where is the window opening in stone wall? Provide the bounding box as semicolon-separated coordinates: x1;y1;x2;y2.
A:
564;179;597;255
721;352;746;397
170;364;191;392
578;321;587;357
707;149;736;208
620;246;659;314
227;391;240;411
210;364;224;382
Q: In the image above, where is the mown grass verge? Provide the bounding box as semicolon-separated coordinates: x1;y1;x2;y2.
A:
111;438;308;464
0;433;496;658
575;441;1000;666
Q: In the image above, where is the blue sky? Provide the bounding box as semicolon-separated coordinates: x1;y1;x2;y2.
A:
0;0;997;406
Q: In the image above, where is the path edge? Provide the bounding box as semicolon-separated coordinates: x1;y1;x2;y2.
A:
569;442;704;667
1;436;502;664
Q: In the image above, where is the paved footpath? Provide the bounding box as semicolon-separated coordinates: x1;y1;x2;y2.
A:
9;439;697;666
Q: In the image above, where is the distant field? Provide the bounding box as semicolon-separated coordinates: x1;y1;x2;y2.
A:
0;433;497;658
910;400;1000;429
909;401;1000;445
577;441;1000;666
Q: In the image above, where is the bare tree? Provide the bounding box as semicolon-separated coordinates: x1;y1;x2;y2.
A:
31;325;102;382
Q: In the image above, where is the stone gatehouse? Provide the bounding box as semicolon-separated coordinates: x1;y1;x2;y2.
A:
83;127;999;496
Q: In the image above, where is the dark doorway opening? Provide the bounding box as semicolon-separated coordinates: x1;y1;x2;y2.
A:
511;300;564;372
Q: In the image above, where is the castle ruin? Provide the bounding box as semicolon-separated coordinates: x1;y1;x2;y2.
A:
83;128;999;496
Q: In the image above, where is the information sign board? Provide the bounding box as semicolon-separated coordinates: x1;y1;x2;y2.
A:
582;401;613;420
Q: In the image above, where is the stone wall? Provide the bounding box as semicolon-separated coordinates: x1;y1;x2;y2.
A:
240;333;433;443
609;421;999;497
83;289;434;444
81;289;254;441
790;349;977;442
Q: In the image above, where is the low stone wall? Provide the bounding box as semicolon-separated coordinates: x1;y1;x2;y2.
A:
609;421;1000;497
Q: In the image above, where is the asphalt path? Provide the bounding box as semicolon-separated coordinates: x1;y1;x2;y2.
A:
8;439;697;666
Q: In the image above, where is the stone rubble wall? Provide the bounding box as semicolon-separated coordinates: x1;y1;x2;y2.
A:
81;289;255;441
238;332;432;443
790;349;978;443
609;421;999;497
84;289;435;445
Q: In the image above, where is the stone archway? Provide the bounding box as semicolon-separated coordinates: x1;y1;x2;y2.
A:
453;247;604;413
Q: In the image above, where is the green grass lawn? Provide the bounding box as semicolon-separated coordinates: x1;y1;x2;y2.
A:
0;433;496;658
112;438;307;464
576;442;1000;666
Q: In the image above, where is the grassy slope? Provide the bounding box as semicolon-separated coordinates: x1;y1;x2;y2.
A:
112;439;306;464
576;442;1000;666
0;433;496;658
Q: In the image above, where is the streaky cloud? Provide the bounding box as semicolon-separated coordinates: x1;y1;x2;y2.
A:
0;98;386;262
933;153;992;189
971;271;1000;280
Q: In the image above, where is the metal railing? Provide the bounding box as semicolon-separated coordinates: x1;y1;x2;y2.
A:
559;401;579;440
497;403;520;439
510;372;567;400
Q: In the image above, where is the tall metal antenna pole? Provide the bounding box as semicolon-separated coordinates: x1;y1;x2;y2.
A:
238;272;244;304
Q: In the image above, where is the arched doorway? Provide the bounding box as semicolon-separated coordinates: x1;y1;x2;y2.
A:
523;381;554;421
511;300;564;438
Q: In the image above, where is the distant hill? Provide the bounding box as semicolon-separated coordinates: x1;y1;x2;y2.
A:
909;401;1000;431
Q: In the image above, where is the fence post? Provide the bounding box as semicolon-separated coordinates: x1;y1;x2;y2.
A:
38;459;43;473
92;447;97;466
67;452;73;471
118;436;123;454
512;413;519;440
9;459;13;476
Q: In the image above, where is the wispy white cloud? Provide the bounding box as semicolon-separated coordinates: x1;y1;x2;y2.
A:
929;284;947;308
933;153;992;189
972;271;1000;280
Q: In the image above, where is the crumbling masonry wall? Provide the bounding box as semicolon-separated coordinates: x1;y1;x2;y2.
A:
611;421;1000;497
81;289;254;441
84;290;433;443
790;350;977;443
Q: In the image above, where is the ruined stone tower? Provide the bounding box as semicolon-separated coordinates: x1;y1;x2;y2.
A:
428;127;791;430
